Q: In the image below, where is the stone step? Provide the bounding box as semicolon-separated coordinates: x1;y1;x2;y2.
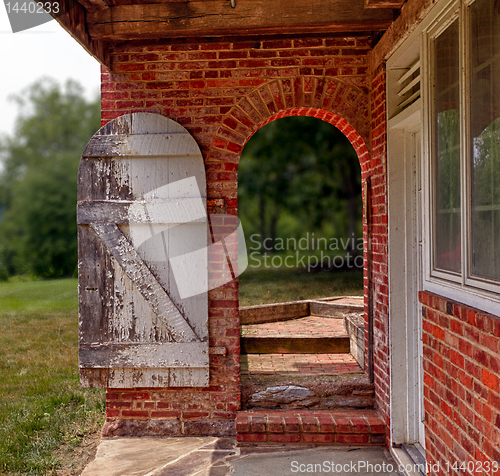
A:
236;409;386;446
240;335;350;354
242;374;374;410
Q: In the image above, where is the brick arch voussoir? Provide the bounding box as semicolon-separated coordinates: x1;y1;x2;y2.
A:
208;77;370;171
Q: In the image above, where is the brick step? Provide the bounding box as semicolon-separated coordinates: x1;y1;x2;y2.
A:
236;409;386;446
240;335;350;354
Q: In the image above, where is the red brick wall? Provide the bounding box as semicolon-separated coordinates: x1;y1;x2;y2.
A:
368;61;390;429
420;291;500;475
99;35;386;436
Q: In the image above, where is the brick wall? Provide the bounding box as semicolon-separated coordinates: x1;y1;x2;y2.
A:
420;291;500;475
368;61;390;429
99;35;385;437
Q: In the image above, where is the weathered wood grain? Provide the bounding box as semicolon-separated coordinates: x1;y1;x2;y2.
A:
107;368;171;388
78;0;108;13
86;0;395;41
92;223;200;343
80;367;209;388
78;201;130;224
77;198;207;224
78;225;117;346
108;259;174;343
78;113;209;388
365;0;405;8
168;367;208;387
82;133;202;158
78;158;133;202
80;342;208;368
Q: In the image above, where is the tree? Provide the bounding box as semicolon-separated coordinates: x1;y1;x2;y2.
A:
238;116;362;252
0;78;100;278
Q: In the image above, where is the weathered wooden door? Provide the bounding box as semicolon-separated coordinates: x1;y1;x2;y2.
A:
77;113;208;388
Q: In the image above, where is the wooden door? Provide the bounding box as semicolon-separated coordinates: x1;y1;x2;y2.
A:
77;113;208;388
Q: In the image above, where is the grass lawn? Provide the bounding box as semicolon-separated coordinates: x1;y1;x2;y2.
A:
0;268;363;474
239;266;363;307
0;278;104;476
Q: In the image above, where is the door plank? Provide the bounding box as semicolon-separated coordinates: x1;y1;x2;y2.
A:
77;198;207;225
92;223;201;343
79;113;209;387
80;342;209;368
82;133;202;158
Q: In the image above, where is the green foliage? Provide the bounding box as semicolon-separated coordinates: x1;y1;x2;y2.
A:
0;78;100;278
238;116;362;253
0;278;105;475
471;117;500;280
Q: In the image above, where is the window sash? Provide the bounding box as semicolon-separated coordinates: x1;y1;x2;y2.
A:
426;0;500;298
429;15;463;278
466;0;500;283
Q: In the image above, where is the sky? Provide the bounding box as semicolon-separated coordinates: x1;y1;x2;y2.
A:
0;5;101;137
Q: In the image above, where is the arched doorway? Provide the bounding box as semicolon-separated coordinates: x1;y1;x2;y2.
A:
236;113;371;411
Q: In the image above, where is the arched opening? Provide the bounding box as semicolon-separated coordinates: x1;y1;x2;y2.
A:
238;115;371;410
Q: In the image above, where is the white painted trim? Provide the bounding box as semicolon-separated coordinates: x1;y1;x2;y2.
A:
386;0;459;71
391;448;425;476
388;126;409;446
388;26;427;448
388;99;421;130
388;112;425;448
423;279;500;316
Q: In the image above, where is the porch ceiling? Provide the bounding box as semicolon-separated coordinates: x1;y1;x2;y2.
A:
52;0;404;69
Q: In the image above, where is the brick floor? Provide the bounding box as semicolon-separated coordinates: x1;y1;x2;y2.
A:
240;315;347;337
240;353;363;375
236;409;385;446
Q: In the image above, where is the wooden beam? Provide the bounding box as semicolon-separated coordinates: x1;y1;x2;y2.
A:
77;198;207;224
365;0;405;9
78;0;109;14
87;0;395;41
50;0;110;68
80;342;208;368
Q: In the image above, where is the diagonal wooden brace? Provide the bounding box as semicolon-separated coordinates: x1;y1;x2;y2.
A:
92;223;201;343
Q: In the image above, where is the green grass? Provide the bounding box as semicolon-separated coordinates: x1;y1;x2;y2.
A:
239;265;363;307
0;278;105;476
0;268;362;474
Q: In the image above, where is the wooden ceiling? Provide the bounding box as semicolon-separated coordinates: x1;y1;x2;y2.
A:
52;0;405;68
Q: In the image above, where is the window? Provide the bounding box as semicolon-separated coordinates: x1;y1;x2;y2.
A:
469;0;500;283
432;19;461;275
426;0;500;305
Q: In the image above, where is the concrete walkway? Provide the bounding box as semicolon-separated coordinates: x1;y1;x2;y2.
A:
81;437;402;476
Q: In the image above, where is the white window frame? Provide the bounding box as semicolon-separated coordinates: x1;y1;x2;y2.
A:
421;0;500;315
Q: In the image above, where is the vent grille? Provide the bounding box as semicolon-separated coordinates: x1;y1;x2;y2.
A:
397;59;421;111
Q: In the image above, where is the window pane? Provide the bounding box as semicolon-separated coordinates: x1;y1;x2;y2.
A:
470;0;500;281
433;20;462;273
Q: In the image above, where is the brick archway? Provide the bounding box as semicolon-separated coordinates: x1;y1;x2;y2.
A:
208;77;370;175
100;42;377;435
